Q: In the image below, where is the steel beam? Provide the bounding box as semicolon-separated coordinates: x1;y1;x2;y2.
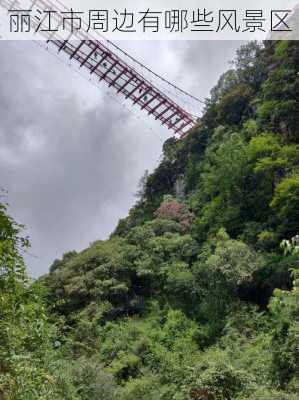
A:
149;99;166;115
175;120;192;134
101;60;118;81
133;87;151;105
155;104;173;120
90;52;109;74
80;46;97;67
162;110;179;126
70;40;85;59
141;92;159;110
109;68;126;87
117;74;135;93
126;81;143;99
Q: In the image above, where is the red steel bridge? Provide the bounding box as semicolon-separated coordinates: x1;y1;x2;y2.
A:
1;0;203;137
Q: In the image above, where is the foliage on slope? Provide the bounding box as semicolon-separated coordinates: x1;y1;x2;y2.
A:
1;40;299;399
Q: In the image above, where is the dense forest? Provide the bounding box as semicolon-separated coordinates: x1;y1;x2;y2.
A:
0;40;298;399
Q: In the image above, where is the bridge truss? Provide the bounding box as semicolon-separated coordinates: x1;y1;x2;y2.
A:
1;0;203;137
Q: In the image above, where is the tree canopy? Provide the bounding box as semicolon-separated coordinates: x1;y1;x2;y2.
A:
1;41;298;399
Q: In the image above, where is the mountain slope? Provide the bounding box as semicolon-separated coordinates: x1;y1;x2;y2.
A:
1;40;298;400
41;41;299;399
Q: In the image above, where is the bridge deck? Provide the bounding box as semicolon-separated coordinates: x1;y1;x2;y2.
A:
1;0;197;136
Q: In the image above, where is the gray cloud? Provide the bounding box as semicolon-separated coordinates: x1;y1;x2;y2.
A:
0;40;241;276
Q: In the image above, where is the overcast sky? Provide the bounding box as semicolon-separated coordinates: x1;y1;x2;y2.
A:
0;40;242;277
